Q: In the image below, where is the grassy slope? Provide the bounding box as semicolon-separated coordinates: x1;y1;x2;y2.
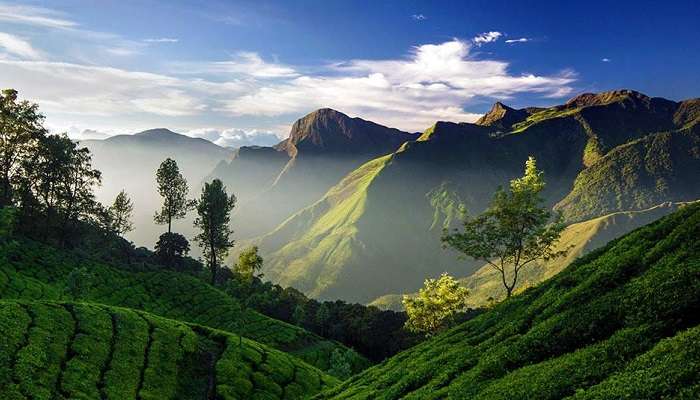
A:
317;203;700;399
370;202;688;311
0;300;336;400
0;240;369;374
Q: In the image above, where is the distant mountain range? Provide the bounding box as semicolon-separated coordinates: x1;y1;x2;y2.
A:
81;128;233;248
82;90;700;305
247;90;700;303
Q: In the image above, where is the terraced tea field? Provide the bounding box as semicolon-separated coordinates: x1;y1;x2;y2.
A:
0;300;336;399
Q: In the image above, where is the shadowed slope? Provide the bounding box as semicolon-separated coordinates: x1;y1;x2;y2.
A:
317;202;700;399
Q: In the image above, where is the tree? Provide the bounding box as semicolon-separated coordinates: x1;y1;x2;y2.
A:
155;232;190;267
402;273;469;336
64;267;94;300
442;156;567;299
0;89;47;207
328;349;353;379
21;133;101;243
194;179;236;284
233;246;263;282
109;190;134;237
154;158;192;234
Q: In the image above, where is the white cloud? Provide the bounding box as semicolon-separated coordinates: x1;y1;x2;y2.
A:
143;37;179;43
0;32;42;60
0;39;575;133
473;31;503;46
186;128;282;147
412;14;427;21
505;38;530;44
601;58;611;62
0;3;77;29
222;39;575;130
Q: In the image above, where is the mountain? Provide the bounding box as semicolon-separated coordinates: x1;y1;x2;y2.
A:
316;203;700;399
209;108;416;239
81;129;233;249
0;237;369;375
370;201;690;311
0;300;337;399
252;90;700;303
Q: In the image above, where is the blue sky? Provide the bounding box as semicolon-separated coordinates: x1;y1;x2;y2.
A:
0;0;698;146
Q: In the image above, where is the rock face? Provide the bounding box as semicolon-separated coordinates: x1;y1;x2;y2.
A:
475;102;530;131
277;108;416;156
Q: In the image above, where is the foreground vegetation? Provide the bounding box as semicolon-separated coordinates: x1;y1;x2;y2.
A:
317;203;700;399
0;300;337;399
0;237;369;374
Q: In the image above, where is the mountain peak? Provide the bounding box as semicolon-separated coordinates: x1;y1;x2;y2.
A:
476;101;528;130
279;108;415;156
565;89;651;108
134;128;181;137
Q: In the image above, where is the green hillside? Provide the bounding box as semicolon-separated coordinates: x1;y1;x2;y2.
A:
254;90;700;303
370;201;688;311
0;300;336;399
0;239;369;374
316;202;700;399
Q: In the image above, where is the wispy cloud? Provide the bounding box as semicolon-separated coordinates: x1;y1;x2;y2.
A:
473;31;503;46
601;58;611;62
143;37;179;43
412;14;427;21
0;32;43;60
505;38;530;44
0;3;77;29
1;38;576;133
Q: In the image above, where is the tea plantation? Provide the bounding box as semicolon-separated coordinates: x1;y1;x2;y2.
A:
0;300;337;399
0;239;369;375
317;203;700;399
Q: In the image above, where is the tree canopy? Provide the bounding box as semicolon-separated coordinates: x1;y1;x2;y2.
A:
442;156;567;298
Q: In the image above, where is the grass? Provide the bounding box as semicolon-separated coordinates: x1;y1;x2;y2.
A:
0;239;369;375
0;300;337;399
315;202;700;399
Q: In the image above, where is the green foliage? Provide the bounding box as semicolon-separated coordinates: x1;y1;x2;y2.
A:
0;237;367;375
443;157;567;298
154;232;191;268
194;178;236;284
234;245;264;281
403;273;469;336
154;158;193;233
63;267;94;300
328;349;353;380
0;206;16;239
109;190;134;236
0;300;337;399
0;89;47;207
317;203;700;399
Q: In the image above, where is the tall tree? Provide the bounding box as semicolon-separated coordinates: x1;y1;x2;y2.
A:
0;89;47;207
194;179;236;284
154;158;192;233
21;133;101;242
109;190;134;237
442;156;567;299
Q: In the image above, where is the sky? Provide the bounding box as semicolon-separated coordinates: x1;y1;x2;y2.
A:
0;0;698;146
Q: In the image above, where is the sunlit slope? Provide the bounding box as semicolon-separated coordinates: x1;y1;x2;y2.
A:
370;202;690;311
0;240;369;374
0;300;337;400
317;203;700;399
256;90;700;303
